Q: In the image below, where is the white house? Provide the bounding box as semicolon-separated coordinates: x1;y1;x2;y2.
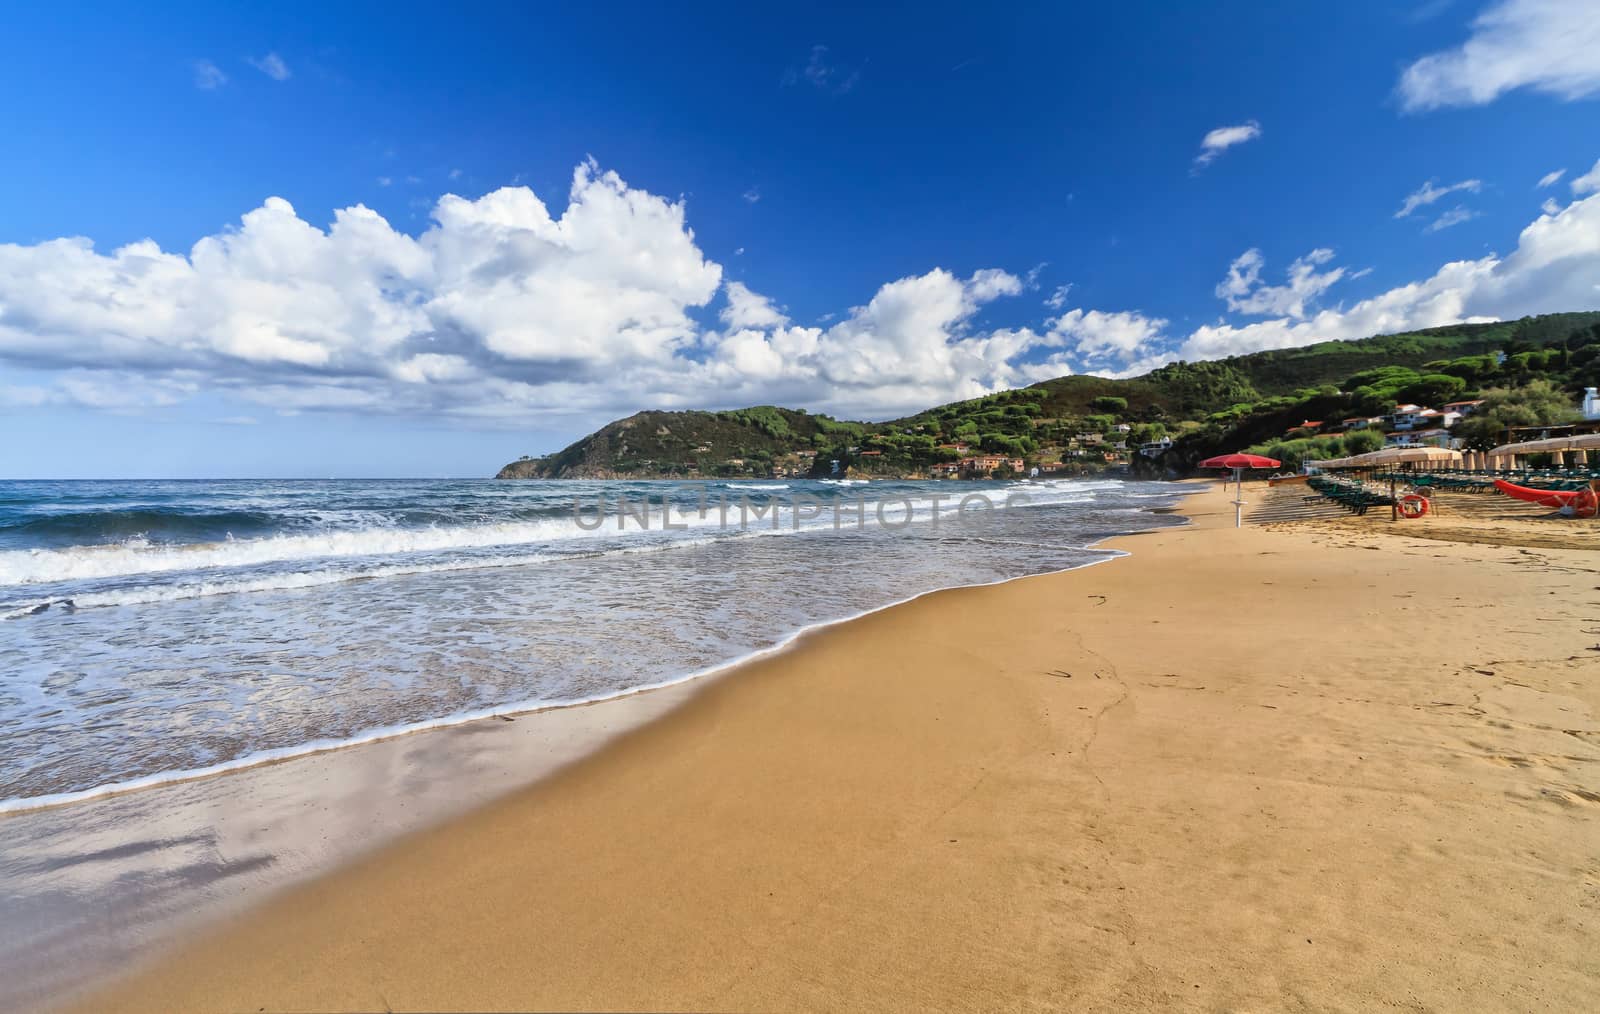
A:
1584;387;1600;421
1137;437;1173;458
1385;428;1455;448
1390;405;1451;431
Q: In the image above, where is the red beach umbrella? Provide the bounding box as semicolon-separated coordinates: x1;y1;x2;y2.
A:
1197;453;1281;470
1197;453;1281;528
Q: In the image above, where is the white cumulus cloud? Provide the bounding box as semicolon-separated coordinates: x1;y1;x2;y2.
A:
1194;121;1261;169
1045;309;1168;362
1538;168;1566;188
1215;248;1346;319
1398;0;1600;111
720;281;787;329
1166;188;1600;363
7;156;1600;425
1571;156;1600;195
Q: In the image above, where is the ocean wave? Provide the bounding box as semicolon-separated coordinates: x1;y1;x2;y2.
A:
0;533;1152;816
0;533;755;617
0;483;1110;589
0;507;290;546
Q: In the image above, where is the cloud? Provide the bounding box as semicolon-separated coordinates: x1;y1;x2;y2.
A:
784;45;861;95
248;52;291;81
1215;248;1345;318
1398;0;1600;111
1538;168;1566;188
720;281;787;329
1043;283;1073;310
1395;177;1482;217
1409;0;1457;22
1045;309;1167;362
742;187;761;204
1193;121;1261;169
1571;156;1600;194
1542;197;1562;215
7;157;1600;427
1426;205;1479;232
0;161;727;418
192;59;227;90
377;176;392;187
1162;187;1600;364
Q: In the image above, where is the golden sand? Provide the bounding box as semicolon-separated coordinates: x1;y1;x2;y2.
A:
83;485;1600;1011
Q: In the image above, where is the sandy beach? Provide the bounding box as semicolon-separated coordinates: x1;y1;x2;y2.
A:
79;483;1600;1011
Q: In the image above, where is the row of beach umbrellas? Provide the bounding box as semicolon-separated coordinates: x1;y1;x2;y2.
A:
1485;431;1600;456
1312;445;1463;469
1315;433;1600;470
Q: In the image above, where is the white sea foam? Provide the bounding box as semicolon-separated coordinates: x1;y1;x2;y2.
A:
0;534;1144;816
0;533;759;616
0;479;1111;589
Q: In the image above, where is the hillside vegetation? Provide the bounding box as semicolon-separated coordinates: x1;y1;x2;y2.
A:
496;312;1600;480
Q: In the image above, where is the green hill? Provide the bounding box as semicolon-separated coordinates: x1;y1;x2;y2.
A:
495;407;866;479
496;312;1600;480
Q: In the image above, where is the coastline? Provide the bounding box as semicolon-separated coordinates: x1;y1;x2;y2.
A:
0;477;1165;818
0;499;1169;819
65;483;1600;1009
4;481;1192;1010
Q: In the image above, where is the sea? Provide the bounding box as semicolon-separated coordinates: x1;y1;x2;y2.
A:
0;477;1187;812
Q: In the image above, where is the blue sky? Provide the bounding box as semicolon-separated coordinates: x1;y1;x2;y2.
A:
4;0;1600;477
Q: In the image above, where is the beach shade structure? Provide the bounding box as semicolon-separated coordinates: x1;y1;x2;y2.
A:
1311;454;1361;470
1349;446;1463;519
1484;432;1600;467
1487;434;1596;469
1197;453;1281;528
1566;431;1600;465
1361;445;1464;466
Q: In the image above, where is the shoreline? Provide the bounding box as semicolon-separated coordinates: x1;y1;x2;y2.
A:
0;490;1187;818
77;481;1600;1010
5;484;1199;1011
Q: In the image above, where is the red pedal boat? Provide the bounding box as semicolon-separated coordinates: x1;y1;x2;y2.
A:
1493;479;1600;518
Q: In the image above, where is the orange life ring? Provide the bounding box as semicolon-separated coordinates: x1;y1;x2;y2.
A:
1562;486;1600;519
1398;494;1429;519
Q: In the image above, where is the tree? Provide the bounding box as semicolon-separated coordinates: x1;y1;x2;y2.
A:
1440;354;1497;382
1343;429;1384;454
1345;366;1420;391
1398;373;1467;407
1128;422;1167;445
1452;380;1579;449
1091;396;1128;414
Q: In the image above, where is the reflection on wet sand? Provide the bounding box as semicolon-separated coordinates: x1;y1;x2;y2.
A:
0;681;695;1011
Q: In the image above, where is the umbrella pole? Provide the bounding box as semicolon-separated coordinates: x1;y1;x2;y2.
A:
1233;466;1245;528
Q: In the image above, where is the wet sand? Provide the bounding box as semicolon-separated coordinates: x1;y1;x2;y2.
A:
2;679;702;1012
78;484;1600;1010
